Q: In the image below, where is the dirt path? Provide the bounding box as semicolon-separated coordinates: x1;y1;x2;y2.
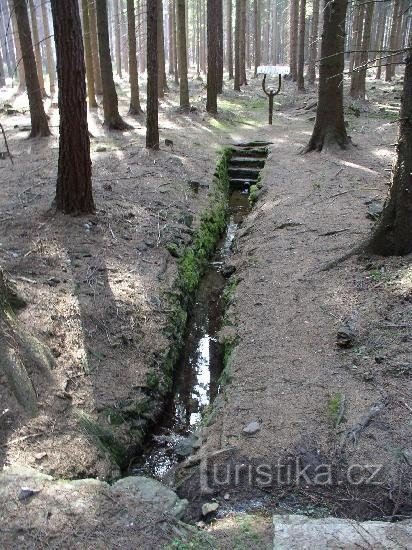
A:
1;73;411;547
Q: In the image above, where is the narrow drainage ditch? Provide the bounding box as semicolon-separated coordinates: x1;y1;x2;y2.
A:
131;142;269;479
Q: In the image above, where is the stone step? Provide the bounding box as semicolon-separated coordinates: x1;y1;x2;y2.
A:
228;166;261;179
229;178;259;189
230;156;265;168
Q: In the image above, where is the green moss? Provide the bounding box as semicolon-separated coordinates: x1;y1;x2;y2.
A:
75;409;128;467
222;276;239;306
327;393;346;427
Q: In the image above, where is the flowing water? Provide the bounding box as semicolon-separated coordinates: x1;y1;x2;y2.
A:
132;146;268;479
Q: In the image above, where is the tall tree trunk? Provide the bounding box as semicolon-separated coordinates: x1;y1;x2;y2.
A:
297;0;306;90
227;0;233;79
173;0;178;82
96;0;131;129
168;0;174;74
305;0;350;151
1;0;17;77
239;0;247;84
82;0;98;108
157;0;168;96
120;0;128;72
385;0;401;81
28;0;45;96
0;1;14;78
234;0;240;90
289;0;299;80
177;0;189;108
253;0;261;76
127;0;143;114
307;0;319;84
0;35;5;86
13;0;50;137
50;0;94;214
146;0;159;148
217;0;223;92
89;0;103;95
350;0;374;99
40;0;56;96
374;4;386;80
367;49;412;255
348;0;364;75
8;0;25;90
206;0;218;112
113;0;122;77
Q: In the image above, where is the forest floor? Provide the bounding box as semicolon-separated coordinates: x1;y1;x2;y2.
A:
0;70;411;548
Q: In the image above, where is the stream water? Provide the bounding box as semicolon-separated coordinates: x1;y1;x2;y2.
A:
132;146;268;479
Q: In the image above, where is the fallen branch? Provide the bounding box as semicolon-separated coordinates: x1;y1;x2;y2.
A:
0;122;13;164
340;397;388;447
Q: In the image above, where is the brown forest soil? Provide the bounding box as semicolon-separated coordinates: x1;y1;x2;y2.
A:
0;71;411;548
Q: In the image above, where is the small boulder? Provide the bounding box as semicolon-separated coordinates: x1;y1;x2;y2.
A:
243;421;261;435
202;502;219;516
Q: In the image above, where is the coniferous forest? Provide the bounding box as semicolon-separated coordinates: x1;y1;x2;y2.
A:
0;0;411;546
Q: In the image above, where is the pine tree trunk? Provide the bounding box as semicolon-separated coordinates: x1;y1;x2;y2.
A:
176;0;189;108
307;0;319;84
146;0;159;148
367;50;412;255
120;0;128;72
289;0;299;80
127;0;143;114
168;0;174;74
349;1;365;75
50;0;94;214
206;0;218;112
82;0;98;108
40;0;56;96
1;0;16;76
253;0;261;76
157;0;168;96
234;0;240;90
89;0;103;95
13;0;50;137
227;0;233;79
0;36;5;86
374;4;386;80
217;0;223;93
385;0;401;81
239;0;247;85
350;0;374;99
297;0;306;90
305;0;350;151
173;0;178;82
0;1;14;78
28;0;46;96
113;0;122;77
96;0;131;129
8;0;25;90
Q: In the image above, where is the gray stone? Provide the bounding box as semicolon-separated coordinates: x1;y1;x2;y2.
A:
243;421;261;435
202;502;219;516
273;514;412;549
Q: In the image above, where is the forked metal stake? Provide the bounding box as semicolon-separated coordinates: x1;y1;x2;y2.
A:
262;74;282;125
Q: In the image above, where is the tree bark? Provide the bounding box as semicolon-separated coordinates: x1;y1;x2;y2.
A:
168;0;174;74
297;0;306;90
385;0;401;81
217;0;223;92
8;0;25;90
89;0;103;94
40;0;56;96
374;3;386;80
307;0;319;84
253;0;261;76
289;0;299;80
127;0;143;115
305;0;350;151
0;36;5;86
206;0;218;112
13;0;50;137
348;0;365;75
350;0;374;99
51;0;94;214
96;0;131;129
28;0;45;96
157;0;168;96
113;0;122;77
227;0;233;79
82;0;98;108
367;49;412;255
177;0;189;109
146;0;159;148
239;0;247;85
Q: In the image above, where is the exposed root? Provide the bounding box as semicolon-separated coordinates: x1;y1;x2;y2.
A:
317;242;366;272
340;397;389;448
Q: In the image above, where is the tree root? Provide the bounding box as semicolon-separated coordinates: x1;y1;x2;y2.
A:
317;242;366;272
0;270;54;415
340;397;389;448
